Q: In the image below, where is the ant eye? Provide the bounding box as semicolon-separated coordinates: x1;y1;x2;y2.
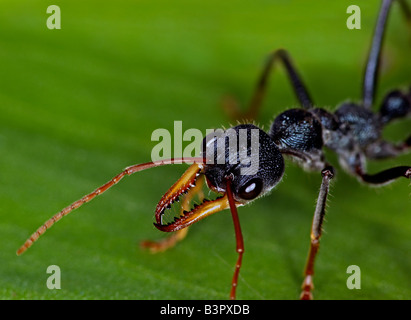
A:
238;178;263;200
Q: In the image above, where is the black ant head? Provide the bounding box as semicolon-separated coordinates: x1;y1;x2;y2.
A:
154;124;284;232
202;124;285;202
379;89;411;124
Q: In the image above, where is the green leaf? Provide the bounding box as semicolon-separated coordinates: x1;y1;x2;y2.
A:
1;0;410;300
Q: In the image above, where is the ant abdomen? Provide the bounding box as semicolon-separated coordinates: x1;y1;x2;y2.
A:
379;89;411;124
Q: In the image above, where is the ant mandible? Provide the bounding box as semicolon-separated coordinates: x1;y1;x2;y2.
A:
17;0;411;300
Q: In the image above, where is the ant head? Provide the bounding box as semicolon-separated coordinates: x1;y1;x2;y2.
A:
154;124;284;232
202;124;285;203
379;89;411;124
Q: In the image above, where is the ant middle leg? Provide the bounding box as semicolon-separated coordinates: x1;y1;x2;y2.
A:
223;49;314;121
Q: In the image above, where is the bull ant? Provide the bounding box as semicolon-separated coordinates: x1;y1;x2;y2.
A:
17;0;411;299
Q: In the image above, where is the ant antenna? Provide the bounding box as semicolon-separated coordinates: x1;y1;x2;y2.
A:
16;157;203;255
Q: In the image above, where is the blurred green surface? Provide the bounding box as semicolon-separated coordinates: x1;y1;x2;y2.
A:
0;0;411;300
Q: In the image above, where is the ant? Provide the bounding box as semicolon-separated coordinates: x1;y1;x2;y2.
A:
17;0;411;300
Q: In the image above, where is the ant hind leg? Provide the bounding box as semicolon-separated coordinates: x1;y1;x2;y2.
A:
362;0;411;109
355;165;411;185
222;49;314;122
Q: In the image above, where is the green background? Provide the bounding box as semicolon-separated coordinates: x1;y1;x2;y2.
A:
1;0;410;300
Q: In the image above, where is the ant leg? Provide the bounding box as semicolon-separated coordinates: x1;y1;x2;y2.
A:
140;175;205;253
226;177;244;300
300;166;334;300
223;49;313;121
140;228;190;253
365;139;411;159
363;0;393;109
355;165;411;185
362;0;411;109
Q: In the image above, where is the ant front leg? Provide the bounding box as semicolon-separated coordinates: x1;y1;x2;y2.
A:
226;177;244;300
300;166;334;300
223;49;313;121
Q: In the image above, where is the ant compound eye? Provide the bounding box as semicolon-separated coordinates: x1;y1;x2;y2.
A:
238;178;263;200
